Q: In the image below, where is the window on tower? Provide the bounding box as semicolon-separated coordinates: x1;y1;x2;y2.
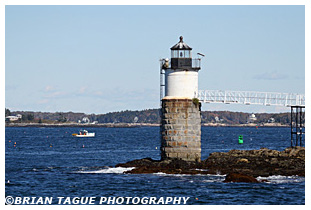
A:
172;50;178;58
185;50;190;58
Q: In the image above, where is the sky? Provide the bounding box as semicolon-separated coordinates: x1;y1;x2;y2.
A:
5;5;306;114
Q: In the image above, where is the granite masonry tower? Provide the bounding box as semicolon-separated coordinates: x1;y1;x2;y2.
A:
160;36;202;162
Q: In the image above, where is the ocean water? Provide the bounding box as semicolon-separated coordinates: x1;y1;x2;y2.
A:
5;126;305;205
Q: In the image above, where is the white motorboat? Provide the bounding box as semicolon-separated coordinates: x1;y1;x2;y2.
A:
72;130;95;137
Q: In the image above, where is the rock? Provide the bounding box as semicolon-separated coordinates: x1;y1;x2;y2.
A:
223;173;259;183
117;157;206;175
202;147;305;177
115;157;155;168
126;166;159;174
236;158;249;164
288;147;305;157
270;158;278;165
115;147;305;177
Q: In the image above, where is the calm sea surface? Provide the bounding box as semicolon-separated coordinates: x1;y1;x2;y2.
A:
5;126;305;205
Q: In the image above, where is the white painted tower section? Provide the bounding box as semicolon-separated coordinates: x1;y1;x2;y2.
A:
165;70;198;98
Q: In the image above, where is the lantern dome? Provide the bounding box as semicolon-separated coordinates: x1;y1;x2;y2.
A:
170;36;192;50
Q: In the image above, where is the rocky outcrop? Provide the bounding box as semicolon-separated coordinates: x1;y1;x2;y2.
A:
116;158;207;175
203;146;305;177
223;173;259;183
116;147;305;181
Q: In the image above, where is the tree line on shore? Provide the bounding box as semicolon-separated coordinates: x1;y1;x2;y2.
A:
5;108;292;125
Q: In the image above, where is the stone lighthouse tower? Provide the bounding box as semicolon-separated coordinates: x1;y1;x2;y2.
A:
160;36;202;162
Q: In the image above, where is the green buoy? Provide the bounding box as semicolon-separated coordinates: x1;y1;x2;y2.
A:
238;135;243;144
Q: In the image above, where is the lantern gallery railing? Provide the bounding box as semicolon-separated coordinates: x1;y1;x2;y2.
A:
197;90;305;107
160;58;201;70
192;59;201;69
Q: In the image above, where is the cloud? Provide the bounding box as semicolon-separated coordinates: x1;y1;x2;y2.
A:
79;86;87;94
44;91;68;98
93;91;104;96
253;71;288;80
45;85;55;92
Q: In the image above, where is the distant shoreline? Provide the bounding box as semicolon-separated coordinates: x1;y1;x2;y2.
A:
5;123;159;128
5;122;289;128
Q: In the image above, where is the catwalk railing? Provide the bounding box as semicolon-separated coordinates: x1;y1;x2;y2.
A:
197;90;305;107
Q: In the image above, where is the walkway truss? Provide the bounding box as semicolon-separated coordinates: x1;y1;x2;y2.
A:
197;90;305;107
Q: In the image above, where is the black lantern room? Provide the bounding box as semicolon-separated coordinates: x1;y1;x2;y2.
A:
170;36;198;70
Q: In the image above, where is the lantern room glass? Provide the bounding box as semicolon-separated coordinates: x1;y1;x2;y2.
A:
172;50;178;58
184;50;190;58
171;50;191;58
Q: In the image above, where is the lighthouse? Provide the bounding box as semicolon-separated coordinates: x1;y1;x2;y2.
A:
160;36;202;162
